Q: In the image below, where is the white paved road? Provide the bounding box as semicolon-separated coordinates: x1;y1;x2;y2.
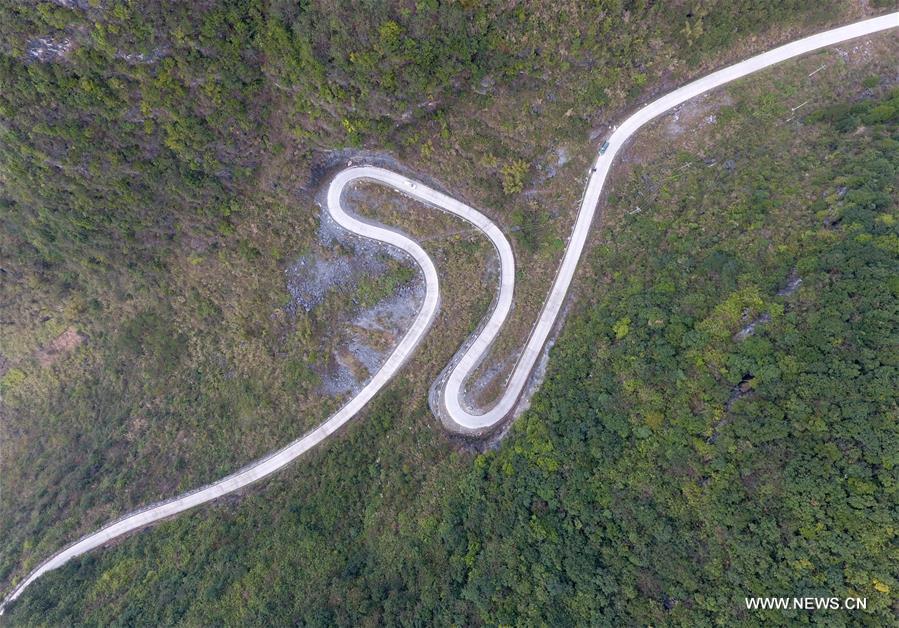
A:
2;12;895;615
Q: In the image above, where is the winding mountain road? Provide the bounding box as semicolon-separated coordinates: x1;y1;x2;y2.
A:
2;12;896;615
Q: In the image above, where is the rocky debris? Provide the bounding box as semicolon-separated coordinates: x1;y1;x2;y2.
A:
663;93;728;139
708;373;755;444
474;74;495;95
589;126;606;141
545;146;571;180
27;37;74;62
352;282;422;334
777;272;802;297
287;202;424;397
321;282;424;397
531;145;572;187
50;0;92;9
667;109;684;136
734;312;771;341
117;46;168;65
286;255;365;313
285;209;407;314
735;272;802;341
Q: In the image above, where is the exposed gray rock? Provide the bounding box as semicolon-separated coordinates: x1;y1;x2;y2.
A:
51;0;92;10
734;313;771;341
117;46;169;65
321;281;423;397
27;37;74;62
474;74;495;95
777;274;802;297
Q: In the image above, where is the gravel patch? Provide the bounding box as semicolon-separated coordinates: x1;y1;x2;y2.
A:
286;199;424;398
321;281;424;397
285;208;409;314
27;37;74;62
286;255;366;313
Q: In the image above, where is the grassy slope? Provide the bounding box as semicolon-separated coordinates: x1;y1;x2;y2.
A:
4;21;897;626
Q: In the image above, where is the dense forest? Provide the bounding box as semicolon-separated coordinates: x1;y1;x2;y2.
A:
1;0;896;625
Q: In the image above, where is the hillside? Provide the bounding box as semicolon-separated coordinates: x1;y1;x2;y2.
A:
1;1;896;624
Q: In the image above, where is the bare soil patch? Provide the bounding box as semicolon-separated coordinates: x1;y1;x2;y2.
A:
35;326;85;367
